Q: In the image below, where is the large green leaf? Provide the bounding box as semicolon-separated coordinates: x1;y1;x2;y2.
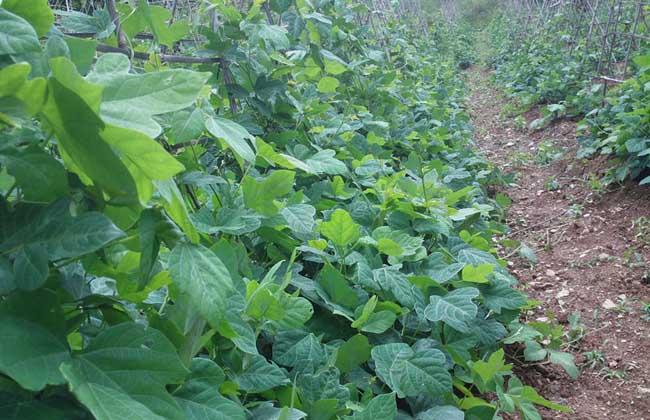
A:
0;290;70;391
168;243;234;327
280;204;316;234
335;334;371;374
347;393;396;420
0;200;125;260
60;323;189;420
424;287;480;333
88;54;210;138
273;333;326;375
0;146;69;202
297;367;350;406
372;265;424;309
371;343;451;398
479;279;526;313
242;170;295;216
415;406;464;420
61;359;167;420
43;58;139;204
237;354;288;393
0;9;41;56
206;116;257;163
175;393;245;420
2;0;54;37
12;244;48;290
173;358;245;420
306;150;348;175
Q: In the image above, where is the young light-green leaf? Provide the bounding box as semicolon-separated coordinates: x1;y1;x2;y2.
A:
318;209;359;248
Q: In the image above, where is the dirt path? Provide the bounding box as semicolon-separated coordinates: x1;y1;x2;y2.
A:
467;67;650;419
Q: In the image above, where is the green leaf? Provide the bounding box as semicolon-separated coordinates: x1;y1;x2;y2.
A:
372;265;424;309
88;54;210;138
298;367;349;406
359;311;396;334
351;296;378;328
318;209;359;248
168;243;234;327
174;358;245;420
461;263;493;283
424;261;464;284
523;341;547;362
247;287;285;321
175;392;245;420
518;243;538;264
335;334;371;374
548;350;578;379
0;146;69;202
319;264;358;309
0;200;126;260
43;58;139;204
60;323;189;420
0;9;41;56
415;405;464;420
479;279;526;313
321;50;348;75
138;208;161;289
248;404;306;420
457;248;498;266
424;287;480;333
317;76;339;93
472;348;510;384
155;179;199;243
13;244;48;290
520;385;572;412
60;359;167;420
206;116;257;163
306;150;348;175
347;393;396;420
372;227;424;260
169;108;204;143
207;208;262;235
377;238;403;256
0;62;31;96
102;124;185;183
271;294;313;330
0;257;15;294
64;36;98;75
2;0;54;37
0;290;70;391
280;204;316;234
237;354;288;393
242;170;295;216
371;343;451;398
273;333;326;374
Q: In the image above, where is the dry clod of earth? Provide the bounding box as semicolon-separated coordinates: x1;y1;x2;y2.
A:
468;67;650;419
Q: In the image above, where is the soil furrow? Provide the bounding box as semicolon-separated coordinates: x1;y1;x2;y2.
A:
467;67;650;419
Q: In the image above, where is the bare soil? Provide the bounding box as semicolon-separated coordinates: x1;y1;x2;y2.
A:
467;67;650;419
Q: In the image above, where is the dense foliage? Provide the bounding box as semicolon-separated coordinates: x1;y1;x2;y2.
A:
0;1;571;419
577;55;650;184
488;5;650;185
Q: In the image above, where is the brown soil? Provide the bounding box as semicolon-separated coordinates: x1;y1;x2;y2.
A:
467;67;650;419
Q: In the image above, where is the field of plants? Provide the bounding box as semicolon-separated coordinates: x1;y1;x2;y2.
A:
0;0;648;419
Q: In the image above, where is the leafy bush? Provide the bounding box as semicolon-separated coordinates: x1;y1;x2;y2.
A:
0;1;569;419
578;55;650;184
